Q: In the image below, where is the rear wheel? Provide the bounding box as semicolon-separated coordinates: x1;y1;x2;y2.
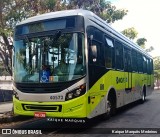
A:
140;87;146;103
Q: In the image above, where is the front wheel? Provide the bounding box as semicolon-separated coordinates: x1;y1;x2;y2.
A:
102;97;116;119
109;97;116;116
102;100;111;119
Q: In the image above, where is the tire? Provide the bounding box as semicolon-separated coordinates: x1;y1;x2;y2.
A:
102;100;111;120
109;97;116;116
140;89;146;104
102;95;116;120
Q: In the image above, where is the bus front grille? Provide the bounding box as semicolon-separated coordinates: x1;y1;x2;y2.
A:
22;104;62;112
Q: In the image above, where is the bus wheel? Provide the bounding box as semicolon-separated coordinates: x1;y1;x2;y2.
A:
102;93;116;119
102;100;111;120
108;96;116;116
140;87;146;103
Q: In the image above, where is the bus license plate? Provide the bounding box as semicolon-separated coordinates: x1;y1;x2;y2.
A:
34;112;46;118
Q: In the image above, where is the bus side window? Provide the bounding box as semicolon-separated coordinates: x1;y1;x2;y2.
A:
132;50;138;72
87;26;104;66
137;53;143;73
146;58;149;74
143;56;147;74
104;37;114;68
124;47;132;72
150;59;153;74
115;41;124;70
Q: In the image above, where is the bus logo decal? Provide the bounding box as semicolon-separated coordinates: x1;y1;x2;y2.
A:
116;77;127;84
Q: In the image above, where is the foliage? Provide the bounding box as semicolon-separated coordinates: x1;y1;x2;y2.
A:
154;56;160;71
145;46;154;52
136;38;147;49
121;27;138;40
122;27;154;52
153;56;160;87
0;61;10;76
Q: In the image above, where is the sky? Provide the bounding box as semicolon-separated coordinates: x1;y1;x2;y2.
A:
107;0;160;57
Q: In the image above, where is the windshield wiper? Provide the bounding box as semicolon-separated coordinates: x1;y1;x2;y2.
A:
24;35;31;47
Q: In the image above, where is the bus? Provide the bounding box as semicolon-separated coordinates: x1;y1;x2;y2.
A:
12;9;154;120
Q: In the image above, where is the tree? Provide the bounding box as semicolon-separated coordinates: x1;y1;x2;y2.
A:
121;27;154;52
0;0;31;75
136;38;147;49
154;56;160;89
121;27;138;40
0;0;128;76
145;46;154;52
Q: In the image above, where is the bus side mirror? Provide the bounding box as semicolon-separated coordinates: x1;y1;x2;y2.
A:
91;45;97;62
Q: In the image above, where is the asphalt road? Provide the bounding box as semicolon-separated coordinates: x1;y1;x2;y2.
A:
0;102;13;115
1;89;160;137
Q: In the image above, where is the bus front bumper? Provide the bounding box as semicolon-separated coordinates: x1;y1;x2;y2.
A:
13;95;87;118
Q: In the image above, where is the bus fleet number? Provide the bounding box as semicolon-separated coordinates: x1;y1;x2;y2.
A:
50;95;63;100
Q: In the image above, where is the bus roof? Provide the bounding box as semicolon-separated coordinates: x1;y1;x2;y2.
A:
17;9;93;25
17;9;152;58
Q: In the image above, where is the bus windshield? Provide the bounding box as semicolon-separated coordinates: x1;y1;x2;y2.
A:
13;32;86;83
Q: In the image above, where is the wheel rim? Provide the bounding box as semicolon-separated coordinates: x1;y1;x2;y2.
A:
107;100;111;115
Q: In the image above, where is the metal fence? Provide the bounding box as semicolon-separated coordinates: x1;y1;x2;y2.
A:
0;89;13;102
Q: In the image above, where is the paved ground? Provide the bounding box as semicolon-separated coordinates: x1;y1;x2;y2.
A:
0;90;159;136
0;89;160;137
0;81;13;117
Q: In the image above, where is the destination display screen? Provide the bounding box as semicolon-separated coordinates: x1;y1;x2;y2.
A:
15;17;75;35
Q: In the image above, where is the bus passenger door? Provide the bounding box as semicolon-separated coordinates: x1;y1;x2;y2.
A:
124;48;132;104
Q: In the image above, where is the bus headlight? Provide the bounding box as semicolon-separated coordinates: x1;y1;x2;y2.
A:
65;84;86;101
67;93;73;99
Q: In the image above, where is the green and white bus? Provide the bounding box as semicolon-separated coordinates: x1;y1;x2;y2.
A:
13;9;154;119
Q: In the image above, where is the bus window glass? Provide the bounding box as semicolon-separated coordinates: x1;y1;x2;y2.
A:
132;50;138;72
143;56;147;73
137;53;143;73
124;47;132;72
115;41;123;70
105;37;114;68
87;26;104;66
151;59;154;74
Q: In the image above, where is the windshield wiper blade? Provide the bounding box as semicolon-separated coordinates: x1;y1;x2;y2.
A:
24;35;31;46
